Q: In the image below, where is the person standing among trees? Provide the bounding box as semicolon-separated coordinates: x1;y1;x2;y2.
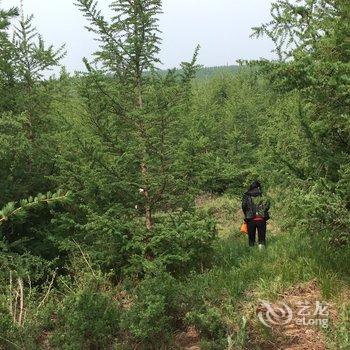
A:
242;181;270;249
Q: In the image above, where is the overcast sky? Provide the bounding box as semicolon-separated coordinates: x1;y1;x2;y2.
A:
3;0;276;72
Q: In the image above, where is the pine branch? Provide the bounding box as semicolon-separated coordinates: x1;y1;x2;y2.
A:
0;190;71;224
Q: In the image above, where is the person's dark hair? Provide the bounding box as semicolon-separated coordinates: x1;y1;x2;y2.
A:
248;180;261;191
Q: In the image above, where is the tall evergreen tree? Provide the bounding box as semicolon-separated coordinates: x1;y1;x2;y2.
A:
0;3;18;111
74;0;198;231
0;4;69;259
252;0;350;241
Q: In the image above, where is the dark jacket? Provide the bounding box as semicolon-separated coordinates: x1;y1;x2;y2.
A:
242;187;270;221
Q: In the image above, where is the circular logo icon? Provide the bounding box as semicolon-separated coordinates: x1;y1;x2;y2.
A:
257;300;293;328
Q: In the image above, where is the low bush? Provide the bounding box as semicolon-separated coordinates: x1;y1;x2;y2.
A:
126;209;218;277
121;269;185;348
51;284;120;350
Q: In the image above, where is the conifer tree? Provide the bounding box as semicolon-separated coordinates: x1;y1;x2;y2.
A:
252;0;350;241
74;0;198;231
0;4;70;257
0;6;66;200
0;3;18;111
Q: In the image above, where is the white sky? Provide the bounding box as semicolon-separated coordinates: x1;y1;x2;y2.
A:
3;0;276;72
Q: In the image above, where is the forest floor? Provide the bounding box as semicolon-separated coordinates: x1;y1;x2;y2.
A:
185;195;350;350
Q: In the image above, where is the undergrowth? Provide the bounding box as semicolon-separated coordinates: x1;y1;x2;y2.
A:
181;196;350;349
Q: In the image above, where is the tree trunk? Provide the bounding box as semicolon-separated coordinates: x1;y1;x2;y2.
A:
136;76;153;231
141;161;153;231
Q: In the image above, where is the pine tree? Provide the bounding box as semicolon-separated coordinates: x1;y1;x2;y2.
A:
74;0;199;231
0;10;65;199
0;4;70;254
0;3;18;111
251;0;350;242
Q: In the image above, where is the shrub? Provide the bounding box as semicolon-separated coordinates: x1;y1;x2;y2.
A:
51;285;120;350
186;306;226;340
126;209;218;277
0;307;20;350
121;270;184;348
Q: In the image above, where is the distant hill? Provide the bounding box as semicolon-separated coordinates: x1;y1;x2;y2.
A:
195;65;241;79
156;65;241;80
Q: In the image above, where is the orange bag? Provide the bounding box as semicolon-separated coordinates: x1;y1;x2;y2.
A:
240;222;248;234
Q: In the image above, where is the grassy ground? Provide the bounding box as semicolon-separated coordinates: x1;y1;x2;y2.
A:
186;195;350;349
